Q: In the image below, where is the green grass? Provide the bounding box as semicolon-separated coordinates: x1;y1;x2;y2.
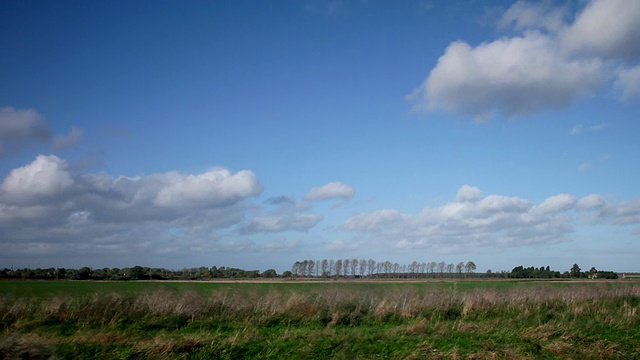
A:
1;280;639;359
0;278;588;299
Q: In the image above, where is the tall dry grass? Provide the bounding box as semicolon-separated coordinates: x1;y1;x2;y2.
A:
1;283;638;328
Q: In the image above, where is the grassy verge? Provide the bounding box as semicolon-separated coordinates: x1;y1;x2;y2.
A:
1;281;638;359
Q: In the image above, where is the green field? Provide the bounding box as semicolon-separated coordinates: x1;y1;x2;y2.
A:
1;280;639;359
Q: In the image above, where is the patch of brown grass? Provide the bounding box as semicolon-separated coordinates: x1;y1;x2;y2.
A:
0;334;55;359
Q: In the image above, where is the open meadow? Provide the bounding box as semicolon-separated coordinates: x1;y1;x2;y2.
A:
1;279;639;359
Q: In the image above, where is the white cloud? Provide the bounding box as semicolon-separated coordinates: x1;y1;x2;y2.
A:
569;124;583;135
1;155;73;204
498;0;567;32
570;122;607;135
218;239;256;252
263;237;302;251
578;162;592;172
51;126;83;151
456;184;482;202
606;199;640;225
577;195;640;226
0;106;50;155
264;195;296;206
324;239;345;251
561;0;640;62
0;155;264;262
304;181;355;201
240;214;322;234
535;194;576;213
343;209;407;232
154;168;262;208
409;32;603;120
344;185;575;250
345;186;640;252
409;0;640;120
590;123;607;132
614;65;640;100
576;194;605;210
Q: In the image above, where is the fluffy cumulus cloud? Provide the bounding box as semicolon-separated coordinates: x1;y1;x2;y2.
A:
561;0;640;62
154;168;262;208
1;155;73;204
0;154;263;261
409;0;640;120
342;186;566;250
577;195;640;226
304;181;355;201
344;186;640;252
0;106;50;155
576;194;605;210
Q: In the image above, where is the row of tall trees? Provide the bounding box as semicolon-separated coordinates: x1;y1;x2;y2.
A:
290;259;477;278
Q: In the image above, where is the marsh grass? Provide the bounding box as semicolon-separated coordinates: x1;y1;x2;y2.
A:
0;282;639;359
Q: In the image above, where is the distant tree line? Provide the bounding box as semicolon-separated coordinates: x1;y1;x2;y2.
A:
0;266;278;281
509;264;618;279
287;259;478;279
0;262;620;281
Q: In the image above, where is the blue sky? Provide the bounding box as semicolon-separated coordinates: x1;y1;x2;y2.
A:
1;0;639;273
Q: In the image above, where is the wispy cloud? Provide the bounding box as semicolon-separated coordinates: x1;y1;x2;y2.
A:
264;195;296;206
570;122;608;135
239;214;322;234
0;106;50;155
578;154;611;171
51;126;83;151
614;65;640;100
578;162;592;171
304;181;355;201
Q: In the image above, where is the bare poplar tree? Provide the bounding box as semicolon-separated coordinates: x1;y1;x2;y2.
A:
367;259;376;276
465;261;476;277
428;262;437;275
321;259;329;277
408;261;417;275
343;259;350;277
437;261;446;276
383;261;392;276
335;259;342;278
359;258;367;277
392;263;400;278
307;260;315;277
350;258;358;278
292;261;301;277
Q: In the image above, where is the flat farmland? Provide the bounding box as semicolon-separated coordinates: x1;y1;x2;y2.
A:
1;280;639;359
